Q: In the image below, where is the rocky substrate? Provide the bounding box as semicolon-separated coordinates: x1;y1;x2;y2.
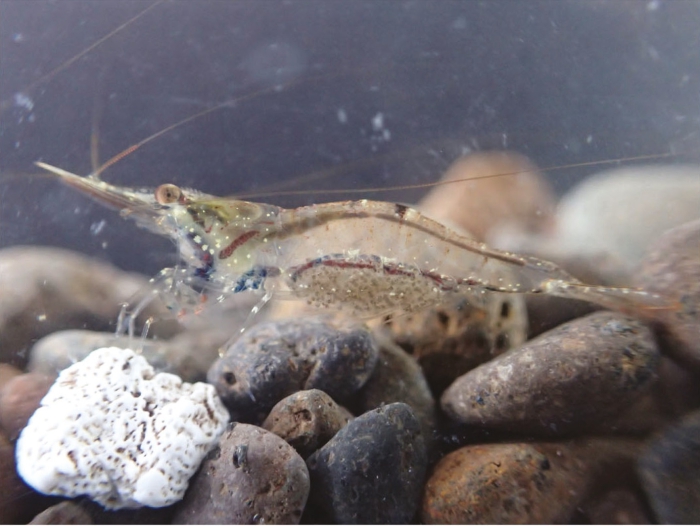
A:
1;157;699;524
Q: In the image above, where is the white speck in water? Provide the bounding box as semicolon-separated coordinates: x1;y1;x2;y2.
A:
74;207;81;214
452;17;467;30
337;108;347;124
647;0;660;11
648;46;660;60
372;112;384;131
101;241;108;249
12;33;25;43
586;135;593;144
90;219;106;236
383;129;391;141
14;92;34;111
15;141;21;149
36;314;46;322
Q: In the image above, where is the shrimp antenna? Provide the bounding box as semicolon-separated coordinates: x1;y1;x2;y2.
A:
232;151;678;199
0;0;165;112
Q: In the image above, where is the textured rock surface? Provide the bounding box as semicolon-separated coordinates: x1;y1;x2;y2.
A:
422;438;641;524
0;247;165;367
638;409;700;524
173;423;309;524
306;403;427;524
635;218;700;370
262;389;351;458
0;372;55;440
441;311;660;434
209;318;377;421
16;347;229;509
381;292;527;394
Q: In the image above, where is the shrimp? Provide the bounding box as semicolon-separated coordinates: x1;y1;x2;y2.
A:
35;161;672;335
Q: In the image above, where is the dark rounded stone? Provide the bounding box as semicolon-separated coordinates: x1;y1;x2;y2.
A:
638;409;700;523
262;389;351;458
208;318;378;421
441;311;660;435
356;337;436;447
635;218;700;370
306;402;427;524
173;423;309;524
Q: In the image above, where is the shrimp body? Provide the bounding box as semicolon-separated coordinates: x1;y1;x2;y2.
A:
36;163;668;323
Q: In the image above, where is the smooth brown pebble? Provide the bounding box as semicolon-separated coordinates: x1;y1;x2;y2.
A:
0;372;55;440
381;292;526;395
29;501;93;524
173;423;309;524
262;389;351;458
635;218;700;370
418;151;555;242
441;311;660;435
0;363;22;391
0;430;49;523
422;438;641;524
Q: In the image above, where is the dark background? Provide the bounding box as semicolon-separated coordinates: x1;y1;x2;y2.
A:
1;0;698;275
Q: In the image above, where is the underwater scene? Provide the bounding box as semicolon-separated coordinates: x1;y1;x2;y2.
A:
0;0;699;523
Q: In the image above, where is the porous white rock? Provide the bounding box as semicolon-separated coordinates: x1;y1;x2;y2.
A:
15;347;229;509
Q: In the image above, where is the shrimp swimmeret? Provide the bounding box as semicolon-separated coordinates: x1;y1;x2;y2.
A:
35;161;671;332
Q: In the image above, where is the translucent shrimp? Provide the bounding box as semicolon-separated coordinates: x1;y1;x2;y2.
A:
35;162;672;334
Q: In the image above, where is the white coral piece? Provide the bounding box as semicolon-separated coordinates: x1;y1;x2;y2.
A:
15;347;229;509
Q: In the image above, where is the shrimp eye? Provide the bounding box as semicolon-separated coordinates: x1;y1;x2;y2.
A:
155;184;181;204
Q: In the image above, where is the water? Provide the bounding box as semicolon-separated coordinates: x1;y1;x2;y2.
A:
0;0;697;279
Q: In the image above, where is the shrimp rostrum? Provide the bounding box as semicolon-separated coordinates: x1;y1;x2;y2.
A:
36;162;670;332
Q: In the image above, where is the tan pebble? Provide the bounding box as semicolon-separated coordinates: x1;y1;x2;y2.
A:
418;151;556;242
262;389;351;458
422;438;641;524
0;372;55;440
381;292;526;395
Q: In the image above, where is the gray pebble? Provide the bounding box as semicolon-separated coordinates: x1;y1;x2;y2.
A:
0;247;168;368
636;218;700;370
638;409;700;523
262;389;351;458
29;501;93;524
306;402;427;524
208;318;378;421
28;328;224;383
356;336;436;446
173;423;309;524
441;311;660;435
